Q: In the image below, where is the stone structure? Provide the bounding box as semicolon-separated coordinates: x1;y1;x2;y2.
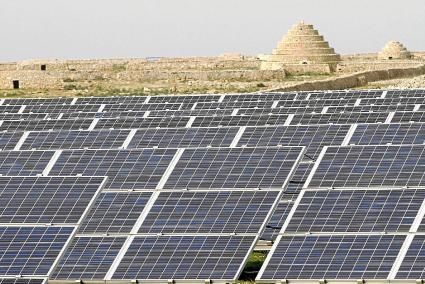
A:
261;22;341;73
378;41;412;60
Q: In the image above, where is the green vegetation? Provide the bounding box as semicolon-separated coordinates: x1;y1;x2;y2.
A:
239;251;268;282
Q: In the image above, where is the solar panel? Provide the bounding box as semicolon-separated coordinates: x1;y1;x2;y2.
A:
308;145;425;188
24;104;101;114
112;235;256;281
59;111;147;120
396;235;425;279
308;90;383;100
0;150;54;175
0;105;28;113
0;113;49;121
193;101;274;110
237;125;350;159
78;192;152;233
20;129;131;150
0;132;25;151
290;112;389;125
163;146;303;189
361;97;425;105
102;103;183;112
93;116;190;130
127;127;238;149
51;236;126;280
277;98;358;108
0;226;73;276
0;119;93;132
286;188;425;233
138;190;279;234
392;111;425;123
237;106;324;116
286;162;314;194
148;109;234;118
350;123;425;145
2;98;73;105
74;96;147;105
258;234;405;280
191;114;289;128
0;176;106;224
0;279;45;284
148;94;220;104
50;148;177;190
386;89;425;98
223;92;297;102
326;104;416;113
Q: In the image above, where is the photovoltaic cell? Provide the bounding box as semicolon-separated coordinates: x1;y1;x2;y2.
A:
113;235;256;280
50;149;177;190
309;145;425;188
93;117;190;130
0;226;73;276
237;125;350;159
286;162;314;194
0;150;54;176
0;279;45;284
392;112;425;123
20;129;131;150
127;127;238;149
163;147;303;189
191;115;289;128
258;234;405;280
51;236;125;280
286;188;425;233
350;123;425;145
0;176;105;224
290;112;389;125
0;119;93;132
102;103;182;112
326;104;416;113
78;192;152;234
262;199;294;241
0;133;25;151
138;190;279;234
24;104;101;114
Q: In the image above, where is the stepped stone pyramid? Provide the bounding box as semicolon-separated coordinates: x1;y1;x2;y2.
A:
261;22;341;73
378;41;412;60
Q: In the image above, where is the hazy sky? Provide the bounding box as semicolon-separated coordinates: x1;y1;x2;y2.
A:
0;0;424;61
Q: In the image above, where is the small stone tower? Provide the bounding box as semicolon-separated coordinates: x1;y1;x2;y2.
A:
378;41;412;60
261;22;341;73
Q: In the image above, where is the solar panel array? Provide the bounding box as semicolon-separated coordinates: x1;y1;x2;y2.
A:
1;88;425;283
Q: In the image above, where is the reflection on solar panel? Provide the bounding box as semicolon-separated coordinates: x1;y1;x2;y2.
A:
78;192;152;233
51;236;125;280
164;147;303;189
262;199;294;241
139;190;279;234
0;226;73;276
0;176;105;224
20;129;131;150
0;150;54;175
286;188;425;233
350;123;425;145
50;149;177;190
258;234;405;280
127;127;238;148
396;235;425;279
308;145;425;188
237;125;350;159
113;235;256;280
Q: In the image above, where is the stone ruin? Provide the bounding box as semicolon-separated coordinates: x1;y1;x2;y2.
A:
378;41;412;60
261;22;341;73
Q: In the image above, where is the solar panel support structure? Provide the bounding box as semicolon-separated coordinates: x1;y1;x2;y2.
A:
413;104;421;112
218;94;225;103
235;235;260;281
381;90;388;98
104;235;135;280
231;109;239;116
143;111;150;118
0;121;3;128
354;98;361;106
271;101;279;109
304;93;311;101
284;114;294;126
88;118;100;131
0;99;4;105
341;124;357;146
155;148;185;190
191;102;198;110
185;116;196;128
18;105;26;114
70;98;78;105
121;129;138;149
321;106;329;114
385;112;395;124
144;96;151;104
97;104;106;113
42;150;63;176
303;146;328;188
47;226;78;277
56;113;64;120
257;234;283;280
13;131;30;151
230;126;246;148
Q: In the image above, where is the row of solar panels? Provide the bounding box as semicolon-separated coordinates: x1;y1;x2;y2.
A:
5;96;425;114
4;111;425;133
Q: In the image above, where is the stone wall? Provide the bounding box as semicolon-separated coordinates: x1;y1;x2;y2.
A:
0;71;63;89
270;64;425;92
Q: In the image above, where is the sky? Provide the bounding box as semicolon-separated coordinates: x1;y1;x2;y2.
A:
0;0;424;61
